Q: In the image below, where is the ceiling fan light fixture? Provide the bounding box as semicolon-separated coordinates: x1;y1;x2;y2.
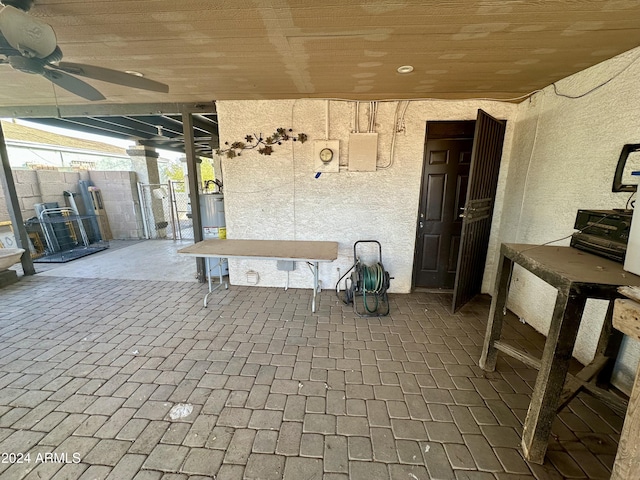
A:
0;5;57;58
397;65;414;74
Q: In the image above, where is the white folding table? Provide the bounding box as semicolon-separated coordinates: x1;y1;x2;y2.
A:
178;239;339;313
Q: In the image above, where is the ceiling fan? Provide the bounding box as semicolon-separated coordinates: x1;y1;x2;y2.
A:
0;0;169;101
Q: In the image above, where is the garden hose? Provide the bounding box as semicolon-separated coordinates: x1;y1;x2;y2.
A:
362;262;385;313
335;240;392;317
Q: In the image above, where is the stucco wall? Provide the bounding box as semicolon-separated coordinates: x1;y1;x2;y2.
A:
499;47;640;393
216;99;517;295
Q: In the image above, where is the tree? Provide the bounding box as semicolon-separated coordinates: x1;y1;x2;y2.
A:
162;159;184;183
161;157;215;192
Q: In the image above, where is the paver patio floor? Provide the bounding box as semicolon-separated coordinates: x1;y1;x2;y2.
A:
0;241;624;479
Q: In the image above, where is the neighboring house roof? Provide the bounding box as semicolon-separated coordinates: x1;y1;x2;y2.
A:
1;120;127;156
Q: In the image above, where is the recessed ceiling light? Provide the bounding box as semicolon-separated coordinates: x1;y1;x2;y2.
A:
397;65;414;74
125;70;144;77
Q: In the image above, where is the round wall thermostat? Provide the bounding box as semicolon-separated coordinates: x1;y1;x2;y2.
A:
319;147;333;163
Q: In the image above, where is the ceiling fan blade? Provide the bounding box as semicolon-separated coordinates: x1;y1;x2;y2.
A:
0;32;12;49
54;62;169;93
42;68;105;101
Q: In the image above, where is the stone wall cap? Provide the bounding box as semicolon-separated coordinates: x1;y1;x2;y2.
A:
126;147;159;159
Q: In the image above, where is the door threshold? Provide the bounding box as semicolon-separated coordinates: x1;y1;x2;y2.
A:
413;287;453;294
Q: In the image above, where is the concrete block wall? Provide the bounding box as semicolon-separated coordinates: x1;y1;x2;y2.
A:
16;170;42;221
35;170;91;210
89;170;143;240
1;168;143;240
0;170;86;223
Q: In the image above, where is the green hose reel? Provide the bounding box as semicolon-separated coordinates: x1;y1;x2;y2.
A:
337;240;391;317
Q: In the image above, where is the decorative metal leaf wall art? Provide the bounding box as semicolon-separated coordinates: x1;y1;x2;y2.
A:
216;128;308;158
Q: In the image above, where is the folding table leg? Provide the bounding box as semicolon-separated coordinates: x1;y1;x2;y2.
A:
311;261;319;313
203;256;228;308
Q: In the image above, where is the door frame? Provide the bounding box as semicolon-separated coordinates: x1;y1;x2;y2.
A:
412;120;476;290
412;113;506;305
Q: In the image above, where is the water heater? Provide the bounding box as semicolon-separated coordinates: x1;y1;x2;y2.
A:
200;193;228;276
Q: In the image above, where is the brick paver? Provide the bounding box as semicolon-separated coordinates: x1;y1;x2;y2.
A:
0;272;626;479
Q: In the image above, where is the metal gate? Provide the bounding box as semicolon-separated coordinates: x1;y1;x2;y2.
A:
169;181;193;240
137;181;193;239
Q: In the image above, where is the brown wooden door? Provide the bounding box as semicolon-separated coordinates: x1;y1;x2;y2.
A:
452;110;506;312
414;122;475;289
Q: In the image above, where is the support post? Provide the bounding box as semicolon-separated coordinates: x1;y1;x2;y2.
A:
182;107;205;281
0;123;35;275
128;145;165;238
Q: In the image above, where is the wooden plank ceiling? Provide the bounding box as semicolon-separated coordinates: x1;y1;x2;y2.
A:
1;0;640;106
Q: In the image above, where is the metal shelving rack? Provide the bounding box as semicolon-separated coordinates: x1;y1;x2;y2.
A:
35;207;107;262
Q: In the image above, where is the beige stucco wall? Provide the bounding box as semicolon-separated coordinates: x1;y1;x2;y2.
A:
499;47;640;393
216;99;517;294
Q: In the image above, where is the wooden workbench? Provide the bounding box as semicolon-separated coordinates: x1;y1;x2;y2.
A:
479;243;640;464
178;239;339;312
611;286;640;480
